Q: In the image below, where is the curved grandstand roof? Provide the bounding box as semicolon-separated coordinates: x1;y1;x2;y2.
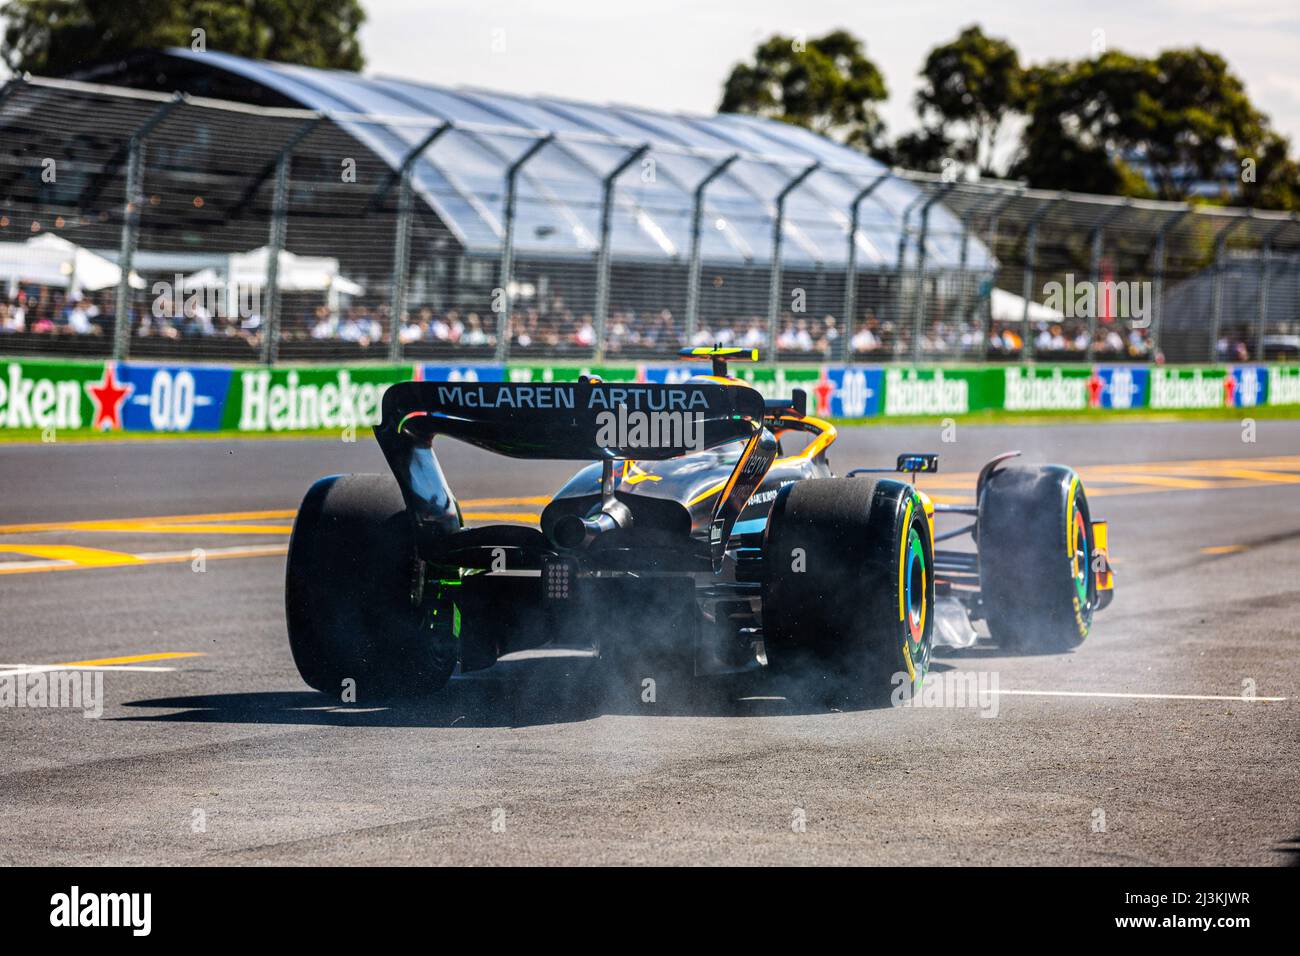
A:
118;48;992;271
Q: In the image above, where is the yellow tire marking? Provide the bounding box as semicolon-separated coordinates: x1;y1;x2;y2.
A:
898;498;914;623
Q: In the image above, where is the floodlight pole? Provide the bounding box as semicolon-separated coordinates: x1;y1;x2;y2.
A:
261;118;327;365
685;153;738;347
496;133;553;363
1254;214;1297;360
1085;199;1131;363
593;143;650;362
387;121;452;362
767;161;820;356
842;171;892;362
1209;213;1250;363
910;183;955;363
112;95;181;362
1148;207;1189;361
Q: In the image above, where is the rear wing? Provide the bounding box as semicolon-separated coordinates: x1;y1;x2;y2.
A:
374;379;771;566
378;379;764;459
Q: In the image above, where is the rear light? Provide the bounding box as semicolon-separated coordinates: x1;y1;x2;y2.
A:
541;554;577;602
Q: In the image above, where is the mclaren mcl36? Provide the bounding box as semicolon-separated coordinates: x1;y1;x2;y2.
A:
285;348;1113;704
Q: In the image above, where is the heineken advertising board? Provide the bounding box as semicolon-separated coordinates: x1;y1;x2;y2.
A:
1;358;1295;434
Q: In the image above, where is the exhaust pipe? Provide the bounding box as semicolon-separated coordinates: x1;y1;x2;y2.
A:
551;499;633;550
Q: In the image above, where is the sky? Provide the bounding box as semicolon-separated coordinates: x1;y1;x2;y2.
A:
359;0;1300;152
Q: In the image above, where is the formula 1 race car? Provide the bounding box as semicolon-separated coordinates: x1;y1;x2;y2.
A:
285;348;1113;704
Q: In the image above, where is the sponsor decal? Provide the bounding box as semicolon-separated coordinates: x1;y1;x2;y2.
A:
1090;366;1148;410
433;382;711;412
0;360;100;430
1003;366;1090;411
884;368;972;416
825;367;883;418
230;366;411;432
1148;368;1228;409
507;364;639;383
417;364;504;383
117;364;232;432
1268;365;1300;406
84;362;134;430
1227;366;1266;408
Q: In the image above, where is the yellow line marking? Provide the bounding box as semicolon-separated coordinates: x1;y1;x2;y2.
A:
0;509;297;534
0;544;143;566
35;521;296;535
55;651;205;667
459;496;551;507
0;544;287;576
1081;472;1215;489
461;512;540;524
1201;544;1247;555
1201;468;1300;484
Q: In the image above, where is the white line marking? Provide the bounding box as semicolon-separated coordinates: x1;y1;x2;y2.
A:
991;689;1287;702
0;664;178;677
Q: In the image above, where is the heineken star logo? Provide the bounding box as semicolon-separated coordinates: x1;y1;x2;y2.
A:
85;362;133;431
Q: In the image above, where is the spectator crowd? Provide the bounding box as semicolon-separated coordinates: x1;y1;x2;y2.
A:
0;280;1184;363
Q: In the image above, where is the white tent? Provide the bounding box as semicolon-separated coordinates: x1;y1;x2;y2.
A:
0;233;144;293
990;286;1065;323
182;247;364;295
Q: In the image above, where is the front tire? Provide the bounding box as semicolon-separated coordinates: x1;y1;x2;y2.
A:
762;477;933;704
285;473;458;699
978;463;1095;652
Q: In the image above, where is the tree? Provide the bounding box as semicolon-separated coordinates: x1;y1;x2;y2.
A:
912;25;1024;175
1011;48;1273;204
719;29;889;153
1;0;366;76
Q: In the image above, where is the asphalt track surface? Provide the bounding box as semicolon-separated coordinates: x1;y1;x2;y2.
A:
2;419;1298;866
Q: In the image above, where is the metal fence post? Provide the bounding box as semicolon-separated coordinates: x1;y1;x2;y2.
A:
1019;196;1061;362
767;161;820;356
910;184;955;363
978;188;1021;359
593;143;650;362
112;96;181;361
252;119;323;366
1208;213;1250;363
685;153;738;347
496;133;554;364
842;171;892;362
1085;199;1131;362
387;122;452;362
894;192;926;358
1254;214;1297;360
1148;208;1189;361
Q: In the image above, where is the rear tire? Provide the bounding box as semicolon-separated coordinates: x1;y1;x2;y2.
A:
978;463;1095;652
285;474;458;699
762;477;933;704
